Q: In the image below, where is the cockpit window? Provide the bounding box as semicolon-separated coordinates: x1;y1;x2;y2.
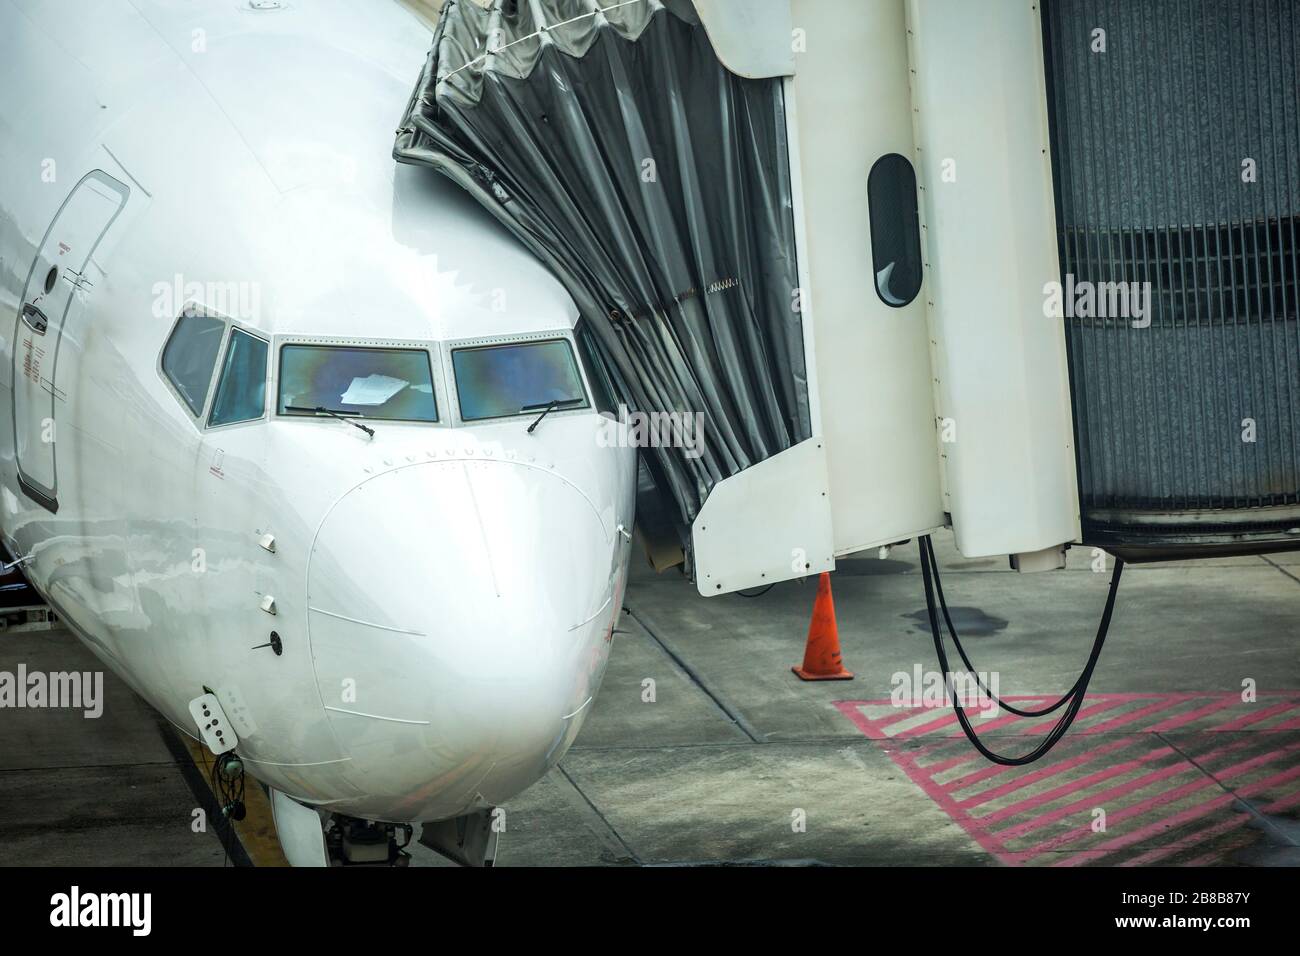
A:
451;339;589;422
209;329;269;427
277;345;438;422
162;311;225;415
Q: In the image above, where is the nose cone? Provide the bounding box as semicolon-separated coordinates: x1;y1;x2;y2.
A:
306;458;618;821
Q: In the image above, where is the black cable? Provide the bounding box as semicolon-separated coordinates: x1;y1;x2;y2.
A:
197;745;231;868
736;583;775;598
926;537;1079;717
207;751;246;868
918;534;1124;766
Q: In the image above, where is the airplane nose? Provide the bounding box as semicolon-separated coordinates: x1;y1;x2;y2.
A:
305;457;618;820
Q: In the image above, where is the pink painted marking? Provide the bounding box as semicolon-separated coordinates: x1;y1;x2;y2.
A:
832;700;959;739
915;751;982;777
971;744;1178;826
939;761;1016;797
1143;697;1243;734
834;693;1300;867
1068;696;1191;736
1035;744;1300;861
881;745;1012;863
950;736;1136;807
1112;786;1300;869
1119;814;1249;867
1213;699;1299;732
1113;782;1300;867
1050;762;1300;866
950;701;1073;737
943;702;1181;796
883;707;967;737
993;746;1217;843
1178;832;1258;868
1019;696;1145;736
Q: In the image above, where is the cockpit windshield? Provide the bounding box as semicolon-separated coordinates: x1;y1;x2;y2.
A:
278;345;438;422
451;340;588;421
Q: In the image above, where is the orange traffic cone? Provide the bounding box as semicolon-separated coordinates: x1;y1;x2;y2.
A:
792;572;854;681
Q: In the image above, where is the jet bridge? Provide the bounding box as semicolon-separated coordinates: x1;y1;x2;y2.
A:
396;0;1300;594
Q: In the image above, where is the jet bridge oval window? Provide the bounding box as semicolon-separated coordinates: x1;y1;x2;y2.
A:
452;339;589;422
209;329;269;427
162;311;226;415
867;153;923;309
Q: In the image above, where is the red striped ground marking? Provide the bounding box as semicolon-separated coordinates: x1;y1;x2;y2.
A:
835;692;1300;866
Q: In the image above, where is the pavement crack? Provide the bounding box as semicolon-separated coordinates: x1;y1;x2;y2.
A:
1155;731;1300;848
1261;555;1300;589
556;764;641;865
624;606;763;744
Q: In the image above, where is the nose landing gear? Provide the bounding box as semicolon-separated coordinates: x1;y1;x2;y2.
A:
268;787;500;867
419;807;501;867
270;788;413;867
325;817;413;867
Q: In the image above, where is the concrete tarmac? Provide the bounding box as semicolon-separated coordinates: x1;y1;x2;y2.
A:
0;629;231;865
415;534;1300;866
3;531;1297;866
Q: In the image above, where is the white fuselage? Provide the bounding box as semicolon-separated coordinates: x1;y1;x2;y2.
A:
0;0;636;823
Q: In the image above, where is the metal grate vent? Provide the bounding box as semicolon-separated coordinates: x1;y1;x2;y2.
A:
1042;0;1300;548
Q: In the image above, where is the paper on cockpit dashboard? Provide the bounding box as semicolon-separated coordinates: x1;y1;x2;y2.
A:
339;374;409;405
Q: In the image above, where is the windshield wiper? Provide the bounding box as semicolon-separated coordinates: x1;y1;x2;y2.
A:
285;405;375;438
523;397;585;434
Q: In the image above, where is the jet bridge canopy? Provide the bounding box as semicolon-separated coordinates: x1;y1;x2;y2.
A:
394;0;813;563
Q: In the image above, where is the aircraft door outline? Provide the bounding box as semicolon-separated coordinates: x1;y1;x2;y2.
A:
11;169;130;513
